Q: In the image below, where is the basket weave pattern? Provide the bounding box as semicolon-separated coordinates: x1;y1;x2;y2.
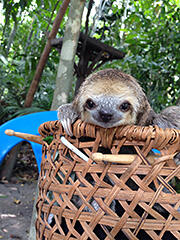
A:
36;120;180;240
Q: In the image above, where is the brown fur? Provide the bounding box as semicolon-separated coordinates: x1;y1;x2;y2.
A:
58;68;179;134
73;68;155;126
153;106;180;129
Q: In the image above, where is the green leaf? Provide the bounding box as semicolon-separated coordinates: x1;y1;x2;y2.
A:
0;194;8;199
43;136;54;144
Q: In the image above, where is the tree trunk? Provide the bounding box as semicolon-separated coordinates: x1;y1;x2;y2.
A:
24;0;70;108
51;0;86;110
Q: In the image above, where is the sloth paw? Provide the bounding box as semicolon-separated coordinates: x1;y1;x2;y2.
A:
57;103;78;136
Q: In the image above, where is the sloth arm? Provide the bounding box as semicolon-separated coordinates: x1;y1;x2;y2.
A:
58;103;79;136
152;108;180;165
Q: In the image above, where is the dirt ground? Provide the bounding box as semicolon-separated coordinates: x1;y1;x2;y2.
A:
0;143;38;240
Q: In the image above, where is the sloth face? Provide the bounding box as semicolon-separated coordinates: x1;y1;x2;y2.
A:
80;95;138;128
75;69;146;128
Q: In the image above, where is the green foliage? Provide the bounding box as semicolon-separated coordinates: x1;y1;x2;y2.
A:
43;135;54;144
97;0;180;112
0;0;65;124
125;0;179;111
0;0;179;124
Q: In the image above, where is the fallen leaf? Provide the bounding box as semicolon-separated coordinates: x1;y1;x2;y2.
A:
0;194;8;199
0;178;8;184
13;198;21;205
10;234;21;239
1;214;16;219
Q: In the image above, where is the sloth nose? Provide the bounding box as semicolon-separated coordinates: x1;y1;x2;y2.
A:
99;111;113;123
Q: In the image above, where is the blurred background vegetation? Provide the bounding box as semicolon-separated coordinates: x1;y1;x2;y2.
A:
0;0;179;125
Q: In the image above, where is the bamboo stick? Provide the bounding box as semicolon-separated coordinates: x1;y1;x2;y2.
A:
92;152;136;164
5;129;43;145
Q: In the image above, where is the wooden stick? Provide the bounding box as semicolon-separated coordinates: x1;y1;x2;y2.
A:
5;130;89;163
5;129;44;145
92;152;174;165
60;135;89;162
92;152;136;164
24;0;71;108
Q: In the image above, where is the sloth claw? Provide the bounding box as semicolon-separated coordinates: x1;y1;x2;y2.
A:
61;119;73;136
57;103;78;136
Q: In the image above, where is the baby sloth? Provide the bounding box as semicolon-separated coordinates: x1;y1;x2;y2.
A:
58;68;180;136
58;68;180;215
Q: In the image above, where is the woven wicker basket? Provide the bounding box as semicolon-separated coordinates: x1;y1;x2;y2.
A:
36;120;180;240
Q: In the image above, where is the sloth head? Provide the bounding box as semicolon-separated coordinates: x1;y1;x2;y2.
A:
74;69;153;128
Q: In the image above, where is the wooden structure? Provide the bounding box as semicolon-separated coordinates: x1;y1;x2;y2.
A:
51;32;125;93
36;120;180;239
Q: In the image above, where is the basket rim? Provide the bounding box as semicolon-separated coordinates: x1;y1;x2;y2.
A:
38;120;180;152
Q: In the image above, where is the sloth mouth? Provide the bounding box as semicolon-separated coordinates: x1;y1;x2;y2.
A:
96;121;121;128
91;115;123;128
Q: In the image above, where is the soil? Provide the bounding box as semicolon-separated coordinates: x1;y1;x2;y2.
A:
0;143;38;240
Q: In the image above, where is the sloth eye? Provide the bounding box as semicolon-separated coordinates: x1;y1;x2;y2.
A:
85;99;96;110
119;101;131;112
